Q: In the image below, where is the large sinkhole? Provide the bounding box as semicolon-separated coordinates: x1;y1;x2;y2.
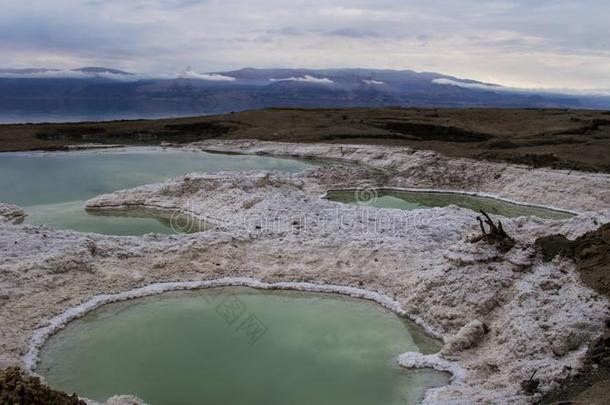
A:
36;288;449;405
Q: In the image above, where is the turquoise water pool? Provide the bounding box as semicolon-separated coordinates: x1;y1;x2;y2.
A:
0;148;310;235
37;288;449;405
327;189;574;220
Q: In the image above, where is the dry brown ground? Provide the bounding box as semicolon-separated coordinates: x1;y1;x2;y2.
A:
1;107;610;172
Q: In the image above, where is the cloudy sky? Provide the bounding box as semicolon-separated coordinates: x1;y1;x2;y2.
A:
1;0;609;89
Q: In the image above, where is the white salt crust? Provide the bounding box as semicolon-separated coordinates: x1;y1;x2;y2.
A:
23;278;463;385
2;140;610;404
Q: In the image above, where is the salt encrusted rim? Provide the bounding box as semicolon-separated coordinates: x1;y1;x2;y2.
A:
324;187;580;217
23;277;464;401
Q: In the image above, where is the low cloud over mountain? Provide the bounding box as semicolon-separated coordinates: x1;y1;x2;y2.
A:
1;67;609;118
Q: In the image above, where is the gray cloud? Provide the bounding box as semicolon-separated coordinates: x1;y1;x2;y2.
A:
0;0;608;89
326;28;380;38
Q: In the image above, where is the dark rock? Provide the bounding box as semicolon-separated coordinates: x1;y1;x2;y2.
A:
0;367;85;404
535;234;574;262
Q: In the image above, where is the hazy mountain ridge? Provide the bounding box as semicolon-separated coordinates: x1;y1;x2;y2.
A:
0;67;608;120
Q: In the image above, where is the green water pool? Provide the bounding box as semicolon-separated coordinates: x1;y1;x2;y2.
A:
327;189;574;220
0;148;311;235
36;288;449;405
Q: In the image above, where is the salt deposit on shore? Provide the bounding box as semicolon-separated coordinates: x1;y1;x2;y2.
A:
0;203;25;224
2;140;610;404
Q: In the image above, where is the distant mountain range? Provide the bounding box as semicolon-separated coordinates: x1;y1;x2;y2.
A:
0;67;608;123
